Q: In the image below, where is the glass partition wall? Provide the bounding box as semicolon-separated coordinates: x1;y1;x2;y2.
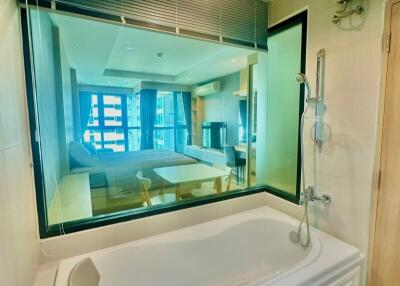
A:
256;12;307;200
23;5;306;237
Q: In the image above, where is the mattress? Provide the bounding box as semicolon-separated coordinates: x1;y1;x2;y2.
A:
71;149;197;192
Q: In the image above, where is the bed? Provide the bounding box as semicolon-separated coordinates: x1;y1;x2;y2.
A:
69;142;198;195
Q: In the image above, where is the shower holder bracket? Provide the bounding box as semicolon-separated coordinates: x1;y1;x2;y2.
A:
332;0;366;25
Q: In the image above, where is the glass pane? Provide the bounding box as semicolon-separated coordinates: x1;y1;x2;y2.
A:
176;93;187;125
103;95;123;127
155;91;174;127
128;129;141;151
154;129;175;150
83;129;102;149
87;94;99;127
256;24;302;195
103;128;125;152
127;93;140;127
28;6;277;233
238;99;247;143
175;128;188;153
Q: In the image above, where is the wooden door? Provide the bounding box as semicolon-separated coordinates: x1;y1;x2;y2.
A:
371;1;400;285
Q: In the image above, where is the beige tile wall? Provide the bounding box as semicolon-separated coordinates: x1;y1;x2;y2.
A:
265;0;384;258
0;0;40;285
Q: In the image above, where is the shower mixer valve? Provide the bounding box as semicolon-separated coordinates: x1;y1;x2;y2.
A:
300;186;332;205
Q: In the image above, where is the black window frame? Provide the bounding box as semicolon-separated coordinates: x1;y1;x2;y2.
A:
20;7;307;238
261;10;308;206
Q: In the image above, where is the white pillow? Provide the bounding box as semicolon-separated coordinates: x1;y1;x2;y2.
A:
83;142;97;155
69;141;100;168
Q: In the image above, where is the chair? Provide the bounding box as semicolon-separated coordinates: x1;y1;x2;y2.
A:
224;145;246;185
136;171;176;207
214;163;232;192
190;163;232;197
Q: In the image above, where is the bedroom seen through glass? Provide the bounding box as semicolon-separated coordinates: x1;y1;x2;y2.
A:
28;8;263;229
27;6;304;235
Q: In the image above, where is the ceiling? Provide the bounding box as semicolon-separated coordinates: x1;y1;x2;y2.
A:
50;13;256;88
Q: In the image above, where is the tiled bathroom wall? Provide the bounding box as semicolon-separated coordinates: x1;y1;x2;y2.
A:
266;0;384;256
0;0;40;285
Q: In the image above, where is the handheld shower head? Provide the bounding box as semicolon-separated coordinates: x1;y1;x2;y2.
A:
295;73;308;84
295;73;313;102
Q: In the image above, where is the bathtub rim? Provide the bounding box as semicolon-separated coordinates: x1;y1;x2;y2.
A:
71;217;321;286
52;205;362;286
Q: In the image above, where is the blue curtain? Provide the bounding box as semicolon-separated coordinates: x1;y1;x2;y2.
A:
79;91;92;140
239;100;247;143
182;91;192;145
140;89;157;150
173;92;179;152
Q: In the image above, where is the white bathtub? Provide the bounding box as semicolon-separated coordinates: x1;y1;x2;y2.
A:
54;206;363;286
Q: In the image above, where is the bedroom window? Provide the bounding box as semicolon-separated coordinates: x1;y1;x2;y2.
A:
82;91;188;153
83;93;130;152
153;90;189;152
154;91;175;151
127;93;141;151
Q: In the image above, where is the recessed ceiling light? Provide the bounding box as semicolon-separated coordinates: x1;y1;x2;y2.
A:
125;46;135;51
231;59;237;63
187;78;191;81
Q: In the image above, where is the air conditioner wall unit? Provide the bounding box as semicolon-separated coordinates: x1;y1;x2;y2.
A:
195;81;221;97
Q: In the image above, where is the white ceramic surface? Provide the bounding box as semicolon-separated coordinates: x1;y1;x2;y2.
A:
53;206;363;286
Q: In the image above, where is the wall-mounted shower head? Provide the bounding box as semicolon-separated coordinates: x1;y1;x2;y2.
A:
295;73;313;102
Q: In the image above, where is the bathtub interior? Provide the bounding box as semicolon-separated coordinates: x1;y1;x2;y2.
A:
49;206;364;286
85;219;313;286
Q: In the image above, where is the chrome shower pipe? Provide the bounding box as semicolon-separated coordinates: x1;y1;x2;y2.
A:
314;49;326;147
316;49;325;106
292;49;331;248
246;65;254;188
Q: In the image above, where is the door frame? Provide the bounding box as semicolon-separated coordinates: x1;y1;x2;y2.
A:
367;0;400;284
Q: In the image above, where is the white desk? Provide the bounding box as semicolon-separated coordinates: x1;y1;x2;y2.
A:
154;163;227;199
184;145;226;164
184;145;251;165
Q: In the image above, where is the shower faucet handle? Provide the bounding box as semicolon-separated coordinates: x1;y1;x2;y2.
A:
319;194;332;205
301;186;332;205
